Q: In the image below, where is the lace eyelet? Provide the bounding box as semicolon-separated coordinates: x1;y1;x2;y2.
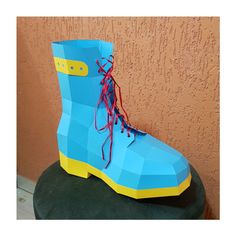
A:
121;130;124;133
127;134;130;138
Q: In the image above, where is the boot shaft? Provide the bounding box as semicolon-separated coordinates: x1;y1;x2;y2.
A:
51;40;113;107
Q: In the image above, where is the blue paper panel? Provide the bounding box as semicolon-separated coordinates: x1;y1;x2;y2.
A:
67;119;88;147
57;134;68;154
176;167;190;185
87;120;109;157
57;73;103;107
116;169;141;189
137;173;178;189
112;126;135;148
102;161;123;183
87;152;108;170
121;150;144;173
136;134;181;157
58;73;72;100
173;158;190;184
61;99;72;116
61;99;95;127
69;74;102;107
106;138;128;169
66;139;88;162
70;103;94;128
57;114;70;136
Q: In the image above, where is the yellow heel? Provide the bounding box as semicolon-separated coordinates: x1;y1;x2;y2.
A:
59;152;91;178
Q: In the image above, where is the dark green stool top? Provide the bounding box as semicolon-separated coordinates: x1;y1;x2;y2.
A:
33;161;205;219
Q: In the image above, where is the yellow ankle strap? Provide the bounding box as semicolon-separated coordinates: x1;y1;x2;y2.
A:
53;57;88;76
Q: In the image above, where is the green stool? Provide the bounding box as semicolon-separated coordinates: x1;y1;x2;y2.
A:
33;162;205;219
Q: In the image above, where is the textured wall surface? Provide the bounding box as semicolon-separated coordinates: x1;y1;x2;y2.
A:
17;17;219;219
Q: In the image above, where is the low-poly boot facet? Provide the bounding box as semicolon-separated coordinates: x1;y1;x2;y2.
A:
51;39;191;199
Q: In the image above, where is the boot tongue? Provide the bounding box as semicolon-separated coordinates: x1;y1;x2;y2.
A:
106;74;146;136
95;55;146;167
113;107;146;135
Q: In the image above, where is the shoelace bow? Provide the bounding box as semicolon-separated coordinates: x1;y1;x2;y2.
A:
94;55;137;168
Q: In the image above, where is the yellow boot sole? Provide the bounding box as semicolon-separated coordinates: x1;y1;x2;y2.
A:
59;151;192;199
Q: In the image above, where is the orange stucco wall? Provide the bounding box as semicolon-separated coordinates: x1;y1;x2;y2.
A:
17;17;219;218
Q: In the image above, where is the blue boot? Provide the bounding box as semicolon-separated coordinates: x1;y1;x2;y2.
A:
51;39;191;198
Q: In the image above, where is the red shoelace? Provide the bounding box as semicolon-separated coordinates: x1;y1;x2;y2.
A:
94;56;137;168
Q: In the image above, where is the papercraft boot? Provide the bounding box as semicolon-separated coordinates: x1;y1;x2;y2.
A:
51;39;191;199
